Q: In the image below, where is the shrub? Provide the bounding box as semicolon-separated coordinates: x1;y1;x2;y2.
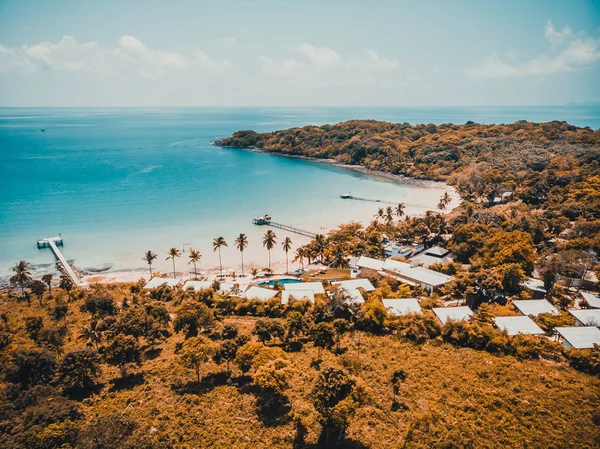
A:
392;313;441;343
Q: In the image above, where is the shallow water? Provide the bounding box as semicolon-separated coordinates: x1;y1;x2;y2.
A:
1;106;598;282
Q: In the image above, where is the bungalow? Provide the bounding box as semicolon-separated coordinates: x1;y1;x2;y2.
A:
284;281;325;295
494;316;545;336
356;256;385;272
568;309;600;327
382;298;422;316
144;277;181;290
580;292;600;309
243;286;278;301
331;278;375;292
512;299;558;317
281;290;315;304
409;246;453;268
183;280;213;292
382;259;451;293
433;306;473;324
555;326;600;349
523;278;547;299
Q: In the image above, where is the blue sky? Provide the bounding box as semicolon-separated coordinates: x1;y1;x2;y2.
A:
0;0;599;106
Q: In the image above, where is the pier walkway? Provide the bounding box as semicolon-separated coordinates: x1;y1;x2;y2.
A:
253;216;317;238
340;194;437;210
37;236;84;286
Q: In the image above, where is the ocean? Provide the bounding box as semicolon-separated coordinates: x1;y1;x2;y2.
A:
1;105;599;283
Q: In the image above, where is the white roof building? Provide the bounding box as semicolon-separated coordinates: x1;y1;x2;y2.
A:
331;278;375;292
580;292;600;309
432;306;473;324
356;256;385;272
409;246;453;268
219;281;250;296
340;288;365;304
555;326;600;349
382;259;451;292
284;281;325;295
569;309;600;327
512;300;559;316
281;290;315;304
524;278;547;295
144;277;181;289
494;316;545;336
243;286;278;301
183;280;213;292
383;298;422;316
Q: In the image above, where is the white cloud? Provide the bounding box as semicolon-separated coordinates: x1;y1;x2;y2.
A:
465;22;600;79
219;37;237;44
0;35;230;79
259;55;303;77
293;43;341;67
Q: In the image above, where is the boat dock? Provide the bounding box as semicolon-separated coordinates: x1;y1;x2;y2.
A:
340;193;437;210
37;235;84;286
253;215;317;238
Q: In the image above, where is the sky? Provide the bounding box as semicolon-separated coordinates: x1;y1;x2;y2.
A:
0;0;599;107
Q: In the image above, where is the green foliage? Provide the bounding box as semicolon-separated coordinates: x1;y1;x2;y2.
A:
105;334;142;377
173;301;215;339
391;313;441;343
357;299;387;332
56;347;100;392
81;293;117;317
5;347;56;389
254;358;292;395
252;318;285;344
310;322;336;357
179;335;216;383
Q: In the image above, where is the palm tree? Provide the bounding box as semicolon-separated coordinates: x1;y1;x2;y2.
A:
166;247;181;278
385;206;394;224
59;275;74;301
314;234;327;263
213;237;228;277
282;237;293;274
143;250;158;277
234;233;249;277
262;230;277;271
10;261;32;296
188;249;201;279
396;203;405;219
79;319;102;349
42;274;53;294
438;192;452;210
293;247;305;270
375;207;385;222
250;268;259;279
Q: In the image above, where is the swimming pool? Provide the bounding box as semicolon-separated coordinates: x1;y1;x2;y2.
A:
258;278;302;287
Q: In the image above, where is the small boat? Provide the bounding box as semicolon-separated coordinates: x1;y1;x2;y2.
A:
340;193;352;199
41;129;46;132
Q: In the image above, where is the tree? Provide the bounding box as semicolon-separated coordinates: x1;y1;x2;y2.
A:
42;274;53;294
173;301;215;339
56;347;100;391
293;247;306;270
25;316;44;341
396;202;405;219
78;320;103;349
166;247;181;278
251;268;259;279
234;233;249;277
30;280;47;307
213;237;228;277
105;334;141;377
254;358;293;411
253;318;285;344
52;303;69;326
483;231;537;276
179;336;216;384
59;276;74;301
5;347;56;389
263;230;277;271
10;260;32;296
188;249;202;279
143;250;157;277
391;369;408;409
282;237;293;274
314;234;327;263
438;191;452;210
216;339;238;375
310;322;336;359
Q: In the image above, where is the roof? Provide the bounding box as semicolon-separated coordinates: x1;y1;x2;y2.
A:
243;286;278;301
512;300;559;316
423;246;450;257
144;277;181;289
494;316;545;336
356;256;385;271
555;326;600;349
340;288;364;304
219;281;250;296
382;298;422;316
281;290;315;304
432;306;473;324
409;253;453;268
332;278;375;292
284;281;325;294
183;280;213;292
524;278;547;293
382;259;451;287
569;309;600;326
580;292;600;309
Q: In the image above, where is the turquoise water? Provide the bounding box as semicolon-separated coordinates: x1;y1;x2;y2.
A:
258;279;302;287
1;106;598;283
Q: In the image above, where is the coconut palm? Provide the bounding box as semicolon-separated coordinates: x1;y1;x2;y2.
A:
438;192;452;210
79;319;102;349
250;268;259;279
41;274;53;294
385;206;394;224
143;250;158;277
188;249;202;279
396;203;405;219
213;237;228;277
375;207;385;221
166;248;181;278
282;237;293;274
293;247;305;270
234;233;249;277
10;260;32;296
262;230;277;271
314;234;327;263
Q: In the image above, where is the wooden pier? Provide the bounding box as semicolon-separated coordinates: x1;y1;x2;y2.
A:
253;215;317;238
37;235;84;286
340;193;437;210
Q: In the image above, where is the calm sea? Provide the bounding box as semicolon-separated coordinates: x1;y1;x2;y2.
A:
1;106;599;282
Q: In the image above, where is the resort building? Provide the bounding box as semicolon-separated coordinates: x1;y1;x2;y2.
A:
580;292;600;309
409;246;453;268
383;243;423;258
382;259;451;293
243;286;278;301
568;309;600;327
183;280;213;292
285;281;325;295
555;326;600;349
219;281;250;296
282;290;315;304
144;277;181;289
512;299;558;317
433;306;473;324
331;278;375;292
356;256;385;272
494;316;545;336
382;298;422;316
523;278;547;299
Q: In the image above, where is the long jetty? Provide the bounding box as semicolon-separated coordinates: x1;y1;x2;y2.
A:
340;193;437;210
253;216;317;238
37;236;84;286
